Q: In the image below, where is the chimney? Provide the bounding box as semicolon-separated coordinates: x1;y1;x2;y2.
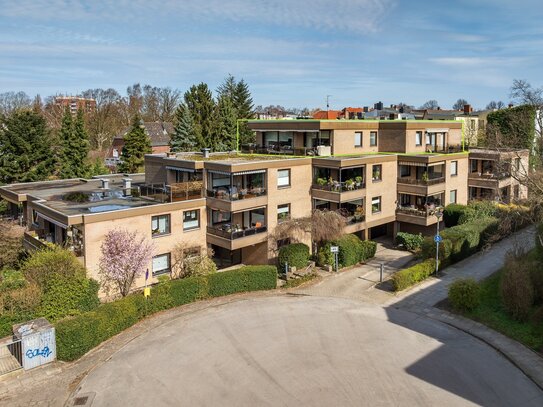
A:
100;179;109;189
363;106;369;112
201;148;210;159
166;151;176;158
508;103;514;108
463;104;472;114
374;101;383;110
123;178;132;196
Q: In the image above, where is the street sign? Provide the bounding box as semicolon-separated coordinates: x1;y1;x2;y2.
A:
434;235;442;243
330;246;339;253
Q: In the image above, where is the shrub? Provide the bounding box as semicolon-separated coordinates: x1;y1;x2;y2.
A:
396;232;424;252
530;268;543;304
0;283;41;315
184;255;217;277
0;220;24;270
536;223;543;261
392;259;436;291
208;266;276;297
500;262;534;321
448;278;480;311
0;268;26;292
278;243;310;270
169;276;208;305
360;240;377;261
317;236;376;268
317;241;334;267
443;204;467;227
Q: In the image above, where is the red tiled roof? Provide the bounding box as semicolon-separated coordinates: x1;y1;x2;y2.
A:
312;110;340;119
342;107;363;113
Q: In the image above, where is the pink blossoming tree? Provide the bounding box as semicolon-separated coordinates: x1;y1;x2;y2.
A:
99;229;154;297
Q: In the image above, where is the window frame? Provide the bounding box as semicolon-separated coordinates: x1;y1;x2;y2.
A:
277;203;291;222
277;169;291;188
369;131;378;147
372;164;382;182
451;161;458;176
151;214;171;237
449;189;457;204
183;209;200;231
415;131;422;146
354;131;363;148
371;196;381;214
152;253;171;276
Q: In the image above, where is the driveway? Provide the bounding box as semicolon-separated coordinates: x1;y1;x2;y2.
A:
73;295;543;407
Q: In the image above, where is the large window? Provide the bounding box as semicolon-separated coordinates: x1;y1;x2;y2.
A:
415;131;422;146
277;204;290;222
152;214;170;236
399;165;410;177
372;165;382;182
354;132;362;148
277;169;290;188
183;210;200;231
152;253;171;276
370;131;378;147
470;159;478;173
451;161;458;176
450;189;457;204
371;197;381;213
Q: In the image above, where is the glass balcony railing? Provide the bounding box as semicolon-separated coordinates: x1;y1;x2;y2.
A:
206;187;266;201
312;180;365;192
206;224;267;240
397;176;445;186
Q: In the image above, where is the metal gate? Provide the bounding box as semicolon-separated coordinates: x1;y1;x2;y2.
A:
0;337;23;375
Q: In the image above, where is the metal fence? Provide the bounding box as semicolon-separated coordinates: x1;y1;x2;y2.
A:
0;338;23;376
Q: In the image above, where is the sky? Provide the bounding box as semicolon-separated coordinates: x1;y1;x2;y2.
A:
1;0;542;110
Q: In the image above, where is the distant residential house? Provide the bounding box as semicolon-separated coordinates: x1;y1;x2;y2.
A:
312;110;341;119
108;121;174;163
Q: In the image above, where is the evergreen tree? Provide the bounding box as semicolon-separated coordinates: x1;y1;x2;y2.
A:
59;108;90;178
118;115;152;173
215;96;237;151
217;75;254;146
0;110;55;184
184;83;216;149
170;103;197;152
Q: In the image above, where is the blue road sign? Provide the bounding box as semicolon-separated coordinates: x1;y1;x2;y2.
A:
434;235;442;243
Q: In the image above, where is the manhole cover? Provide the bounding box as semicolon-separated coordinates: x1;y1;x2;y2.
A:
73;397;88;406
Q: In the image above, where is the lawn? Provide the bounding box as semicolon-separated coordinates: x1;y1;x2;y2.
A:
465;271;543;353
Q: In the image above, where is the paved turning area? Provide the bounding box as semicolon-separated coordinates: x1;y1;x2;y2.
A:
74;295;542;407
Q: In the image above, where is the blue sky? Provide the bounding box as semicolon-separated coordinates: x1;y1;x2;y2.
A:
1;0;542;110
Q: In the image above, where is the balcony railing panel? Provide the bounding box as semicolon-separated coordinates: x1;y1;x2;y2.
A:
468;172;510;180
312;181;365;192
207;187;266;201
397;177;445;186
241;144;319;156
207;225;267;240
396;207;432;217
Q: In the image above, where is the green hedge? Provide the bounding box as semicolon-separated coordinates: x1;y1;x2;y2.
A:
317;235;377;268
392;259;437;291
421;217;499;267
278;243;310;271
443;204;467;227
55;265;277;361
396;232;424;251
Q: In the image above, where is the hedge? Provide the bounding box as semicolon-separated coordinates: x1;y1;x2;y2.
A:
55;265;277;361
448;278;480;311
396;232;424;252
443;204;467;227
317;235;377;268
278;243;310;271
392;259;437;291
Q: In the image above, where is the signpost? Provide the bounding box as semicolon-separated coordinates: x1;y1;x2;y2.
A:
433;208;443;275
330;246;339;273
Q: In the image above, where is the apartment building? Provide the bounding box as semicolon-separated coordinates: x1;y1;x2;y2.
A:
54;96;96;115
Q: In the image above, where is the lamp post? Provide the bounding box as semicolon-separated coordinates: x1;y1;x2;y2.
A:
433;206;444;276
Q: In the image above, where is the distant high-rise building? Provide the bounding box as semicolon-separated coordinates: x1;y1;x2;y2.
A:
54;96;96;115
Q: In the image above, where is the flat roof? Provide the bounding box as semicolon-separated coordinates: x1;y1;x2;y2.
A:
165;152;300;163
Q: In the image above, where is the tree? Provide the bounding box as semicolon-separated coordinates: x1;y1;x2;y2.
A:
59;108;90;178
0;220;24;270
217;75;255;146
171;243;215;279
510;79;543;152
99;229;153;297
0;110;55;184
486;100;505;110
0;91;32;116
170;103;197;152
452;99;469;110
215;95;237;151
420;100;439;109
184;83;215;149
118;115;152;173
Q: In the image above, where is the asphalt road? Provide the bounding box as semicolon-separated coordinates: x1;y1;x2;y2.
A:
74;296;543;407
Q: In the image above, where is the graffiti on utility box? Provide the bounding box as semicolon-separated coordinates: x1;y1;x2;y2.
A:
25;346;52;359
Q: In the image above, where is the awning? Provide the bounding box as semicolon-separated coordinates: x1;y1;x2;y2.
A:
38;213;68;229
166;166;196;173
232;205;266;214
398;161;427;167
259;129;319;133
208;170;231;176
427;161;445;167
425;128;449;133
232;169;266;176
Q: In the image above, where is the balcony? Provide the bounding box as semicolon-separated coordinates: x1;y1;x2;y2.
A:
139;182;204;203
241;144;321;156
395;206;440;226
312;180;365;193
397;176;445;186
207;224;267;240
206;223;268;250
23;230;84;257
206;186;266;201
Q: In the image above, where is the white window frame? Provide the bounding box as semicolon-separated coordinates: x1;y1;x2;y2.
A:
451;161;458;176
183;209;200;231
277;204;290;222
370;131;378;147
354;132;362;148
371;196;381;213
450;189;457;204
415;131;422;146
277;169;290;188
152;253;171;276
152;214;170;236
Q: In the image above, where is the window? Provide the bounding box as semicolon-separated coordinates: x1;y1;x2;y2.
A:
152;253;171;276
371;197;381;213
277;238;291;249
277;169;290;188
372;165;382;182
514;185;520;199
415;131;422;146
515;158;521;171
31;210;39;226
277;204;290;222
370;131;377;146
450;189;457;204
354;132;362;147
470;159;478;173
451;161;458;176
183;210;200;231
152;214;170;236
399;165;410;177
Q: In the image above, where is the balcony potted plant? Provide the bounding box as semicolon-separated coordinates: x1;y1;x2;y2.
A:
353;206;365;221
422;171;429;183
355;176;363;188
373;168;380;181
316;177;327;187
345;178;354;190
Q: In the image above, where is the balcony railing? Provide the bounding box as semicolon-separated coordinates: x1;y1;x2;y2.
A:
396;207;433;217
312;181;365;192
241;144;319;156
468;171;510;180
397;176;445;186
206;187;266;201
139;182;204;203
207;224;267;240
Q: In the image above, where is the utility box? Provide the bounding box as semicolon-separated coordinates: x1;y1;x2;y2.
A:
13;318;56;370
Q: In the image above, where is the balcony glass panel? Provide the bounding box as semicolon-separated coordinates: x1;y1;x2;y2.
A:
207;173;266;200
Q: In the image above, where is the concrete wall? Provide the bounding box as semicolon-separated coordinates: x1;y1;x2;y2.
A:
444;156;469;205
331;129;379;155
365;159;397;228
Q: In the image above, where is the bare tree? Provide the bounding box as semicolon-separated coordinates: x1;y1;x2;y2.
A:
486;100;505;110
420;100;439;109
0;91;32;115
452;98;469;110
158;87;181;122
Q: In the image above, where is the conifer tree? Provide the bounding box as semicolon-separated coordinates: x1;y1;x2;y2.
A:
0;110;55;184
59;108;90;178
118;115;152;173
170;103;197;152
215;96;237;151
217;75;254;146
184;83;215;149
